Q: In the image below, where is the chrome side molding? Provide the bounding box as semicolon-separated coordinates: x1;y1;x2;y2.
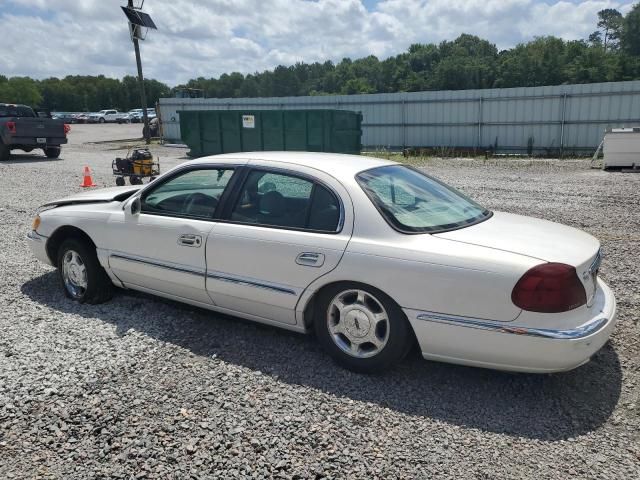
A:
206;271;297;296
416;312;609;340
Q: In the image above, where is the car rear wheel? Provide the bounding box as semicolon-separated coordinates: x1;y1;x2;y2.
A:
44;146;61;158
57;238;114;304
314;282;413;373
0;142;9;161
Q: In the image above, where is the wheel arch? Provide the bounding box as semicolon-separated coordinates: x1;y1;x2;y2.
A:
46;225;97;265
300;279;415;341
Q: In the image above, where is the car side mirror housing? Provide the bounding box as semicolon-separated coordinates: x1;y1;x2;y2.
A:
130;197;141;215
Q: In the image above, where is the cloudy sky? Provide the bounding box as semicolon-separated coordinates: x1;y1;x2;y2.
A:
0;0;635;85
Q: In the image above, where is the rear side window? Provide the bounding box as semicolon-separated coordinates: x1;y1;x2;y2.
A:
230;170;341;232
0;105;35;117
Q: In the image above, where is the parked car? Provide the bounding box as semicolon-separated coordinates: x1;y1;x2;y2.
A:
53;112;82;123
27;152;616;373
74;113;90;124
87;109;123;124
117;108;156;124
117;109;142;124
0;103;69;160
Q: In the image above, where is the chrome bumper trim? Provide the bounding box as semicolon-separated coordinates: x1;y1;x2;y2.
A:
109;253;205;276
206;272;297;296
416;312;609;340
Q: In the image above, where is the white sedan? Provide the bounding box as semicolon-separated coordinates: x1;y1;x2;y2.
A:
27;152;617;373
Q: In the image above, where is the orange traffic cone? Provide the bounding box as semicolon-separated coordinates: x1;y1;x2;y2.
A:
80;166;97;187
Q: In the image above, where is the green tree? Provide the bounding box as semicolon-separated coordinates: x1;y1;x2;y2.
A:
594;8;623;52
622;3;640;56
0;77;42;106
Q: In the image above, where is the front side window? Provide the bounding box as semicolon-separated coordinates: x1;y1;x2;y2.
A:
230;170;341;232
141;168;234;218
356;165;491;233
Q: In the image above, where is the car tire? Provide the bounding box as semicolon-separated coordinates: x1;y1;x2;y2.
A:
57;238;114;304
314;282;413;373
99;118;105;124
0;142;9;161
44;146;61;159
115;176;126;186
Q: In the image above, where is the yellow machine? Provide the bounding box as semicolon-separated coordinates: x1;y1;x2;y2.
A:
112;147;160;185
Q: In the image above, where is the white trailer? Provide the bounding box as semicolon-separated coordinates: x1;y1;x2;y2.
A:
603;128;640;169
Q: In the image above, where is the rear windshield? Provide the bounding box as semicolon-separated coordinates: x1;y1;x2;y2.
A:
0;105;36;118
356;165;491;233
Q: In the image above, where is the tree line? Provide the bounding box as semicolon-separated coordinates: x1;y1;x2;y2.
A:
1;5;639;111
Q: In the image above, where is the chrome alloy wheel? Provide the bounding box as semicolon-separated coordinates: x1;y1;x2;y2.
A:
327;289;390;358
62;250;88;299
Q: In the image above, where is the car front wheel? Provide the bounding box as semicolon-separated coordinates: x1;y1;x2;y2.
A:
57;238;114;304
314;283;413;373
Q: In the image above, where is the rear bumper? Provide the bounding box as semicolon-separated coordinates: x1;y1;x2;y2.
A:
404;278;617;373
27;230;53;266
7;137;67;146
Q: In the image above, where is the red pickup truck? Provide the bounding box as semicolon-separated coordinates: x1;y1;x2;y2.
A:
0;103;69;161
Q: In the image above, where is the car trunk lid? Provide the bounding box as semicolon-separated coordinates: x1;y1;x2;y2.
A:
436;211;602;306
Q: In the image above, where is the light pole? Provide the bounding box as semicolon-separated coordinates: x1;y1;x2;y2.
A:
122;1;157;144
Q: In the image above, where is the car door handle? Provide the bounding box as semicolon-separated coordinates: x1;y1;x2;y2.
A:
177;234;202;247
296;252;325;267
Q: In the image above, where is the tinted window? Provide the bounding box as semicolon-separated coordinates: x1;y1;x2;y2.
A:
356;165;490;233
308;184;341;231
0;105;35;117
230;170;340;232
142;168;234;218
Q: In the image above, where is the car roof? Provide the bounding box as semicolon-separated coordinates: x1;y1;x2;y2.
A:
187;151;398;177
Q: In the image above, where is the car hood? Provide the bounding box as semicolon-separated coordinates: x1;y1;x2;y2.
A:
435;211;600;267
41;186;141;208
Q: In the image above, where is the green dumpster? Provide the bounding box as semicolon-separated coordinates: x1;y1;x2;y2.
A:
178;109;362;157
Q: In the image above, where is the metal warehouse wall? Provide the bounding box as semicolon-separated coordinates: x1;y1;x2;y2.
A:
159;80;640;154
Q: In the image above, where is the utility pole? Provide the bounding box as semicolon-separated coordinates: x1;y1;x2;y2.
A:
127;0;150;144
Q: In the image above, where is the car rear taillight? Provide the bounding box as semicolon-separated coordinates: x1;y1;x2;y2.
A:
511;263;587;313
6;121;16;134
64;124;71;135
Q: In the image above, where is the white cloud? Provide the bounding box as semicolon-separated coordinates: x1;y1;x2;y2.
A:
0;0;635;85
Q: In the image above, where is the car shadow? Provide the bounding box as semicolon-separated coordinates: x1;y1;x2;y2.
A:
4;153;63;163
21;271;622;441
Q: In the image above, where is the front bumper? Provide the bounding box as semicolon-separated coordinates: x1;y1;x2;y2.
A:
27;230;53;266
404;278;617;373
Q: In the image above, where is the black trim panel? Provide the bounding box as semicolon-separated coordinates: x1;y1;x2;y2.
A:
109;253;204;276
206;272;297;296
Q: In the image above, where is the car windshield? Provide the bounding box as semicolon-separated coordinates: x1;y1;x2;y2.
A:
356;165;491;233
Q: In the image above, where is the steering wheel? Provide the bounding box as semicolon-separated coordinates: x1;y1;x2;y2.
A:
182;192;216;215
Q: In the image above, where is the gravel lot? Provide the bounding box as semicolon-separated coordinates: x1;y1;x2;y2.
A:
1;125;639;479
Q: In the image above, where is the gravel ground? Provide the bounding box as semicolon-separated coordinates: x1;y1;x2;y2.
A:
1;127;639;479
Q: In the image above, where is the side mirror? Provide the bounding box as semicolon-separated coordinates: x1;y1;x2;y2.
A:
130;197;141;215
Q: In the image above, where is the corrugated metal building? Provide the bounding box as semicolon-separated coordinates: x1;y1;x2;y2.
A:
158;80;640;154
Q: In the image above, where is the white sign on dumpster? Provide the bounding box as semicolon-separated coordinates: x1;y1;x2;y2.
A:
242;115;255;129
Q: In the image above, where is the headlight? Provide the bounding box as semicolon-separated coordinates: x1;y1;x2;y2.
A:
32;215;41;231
